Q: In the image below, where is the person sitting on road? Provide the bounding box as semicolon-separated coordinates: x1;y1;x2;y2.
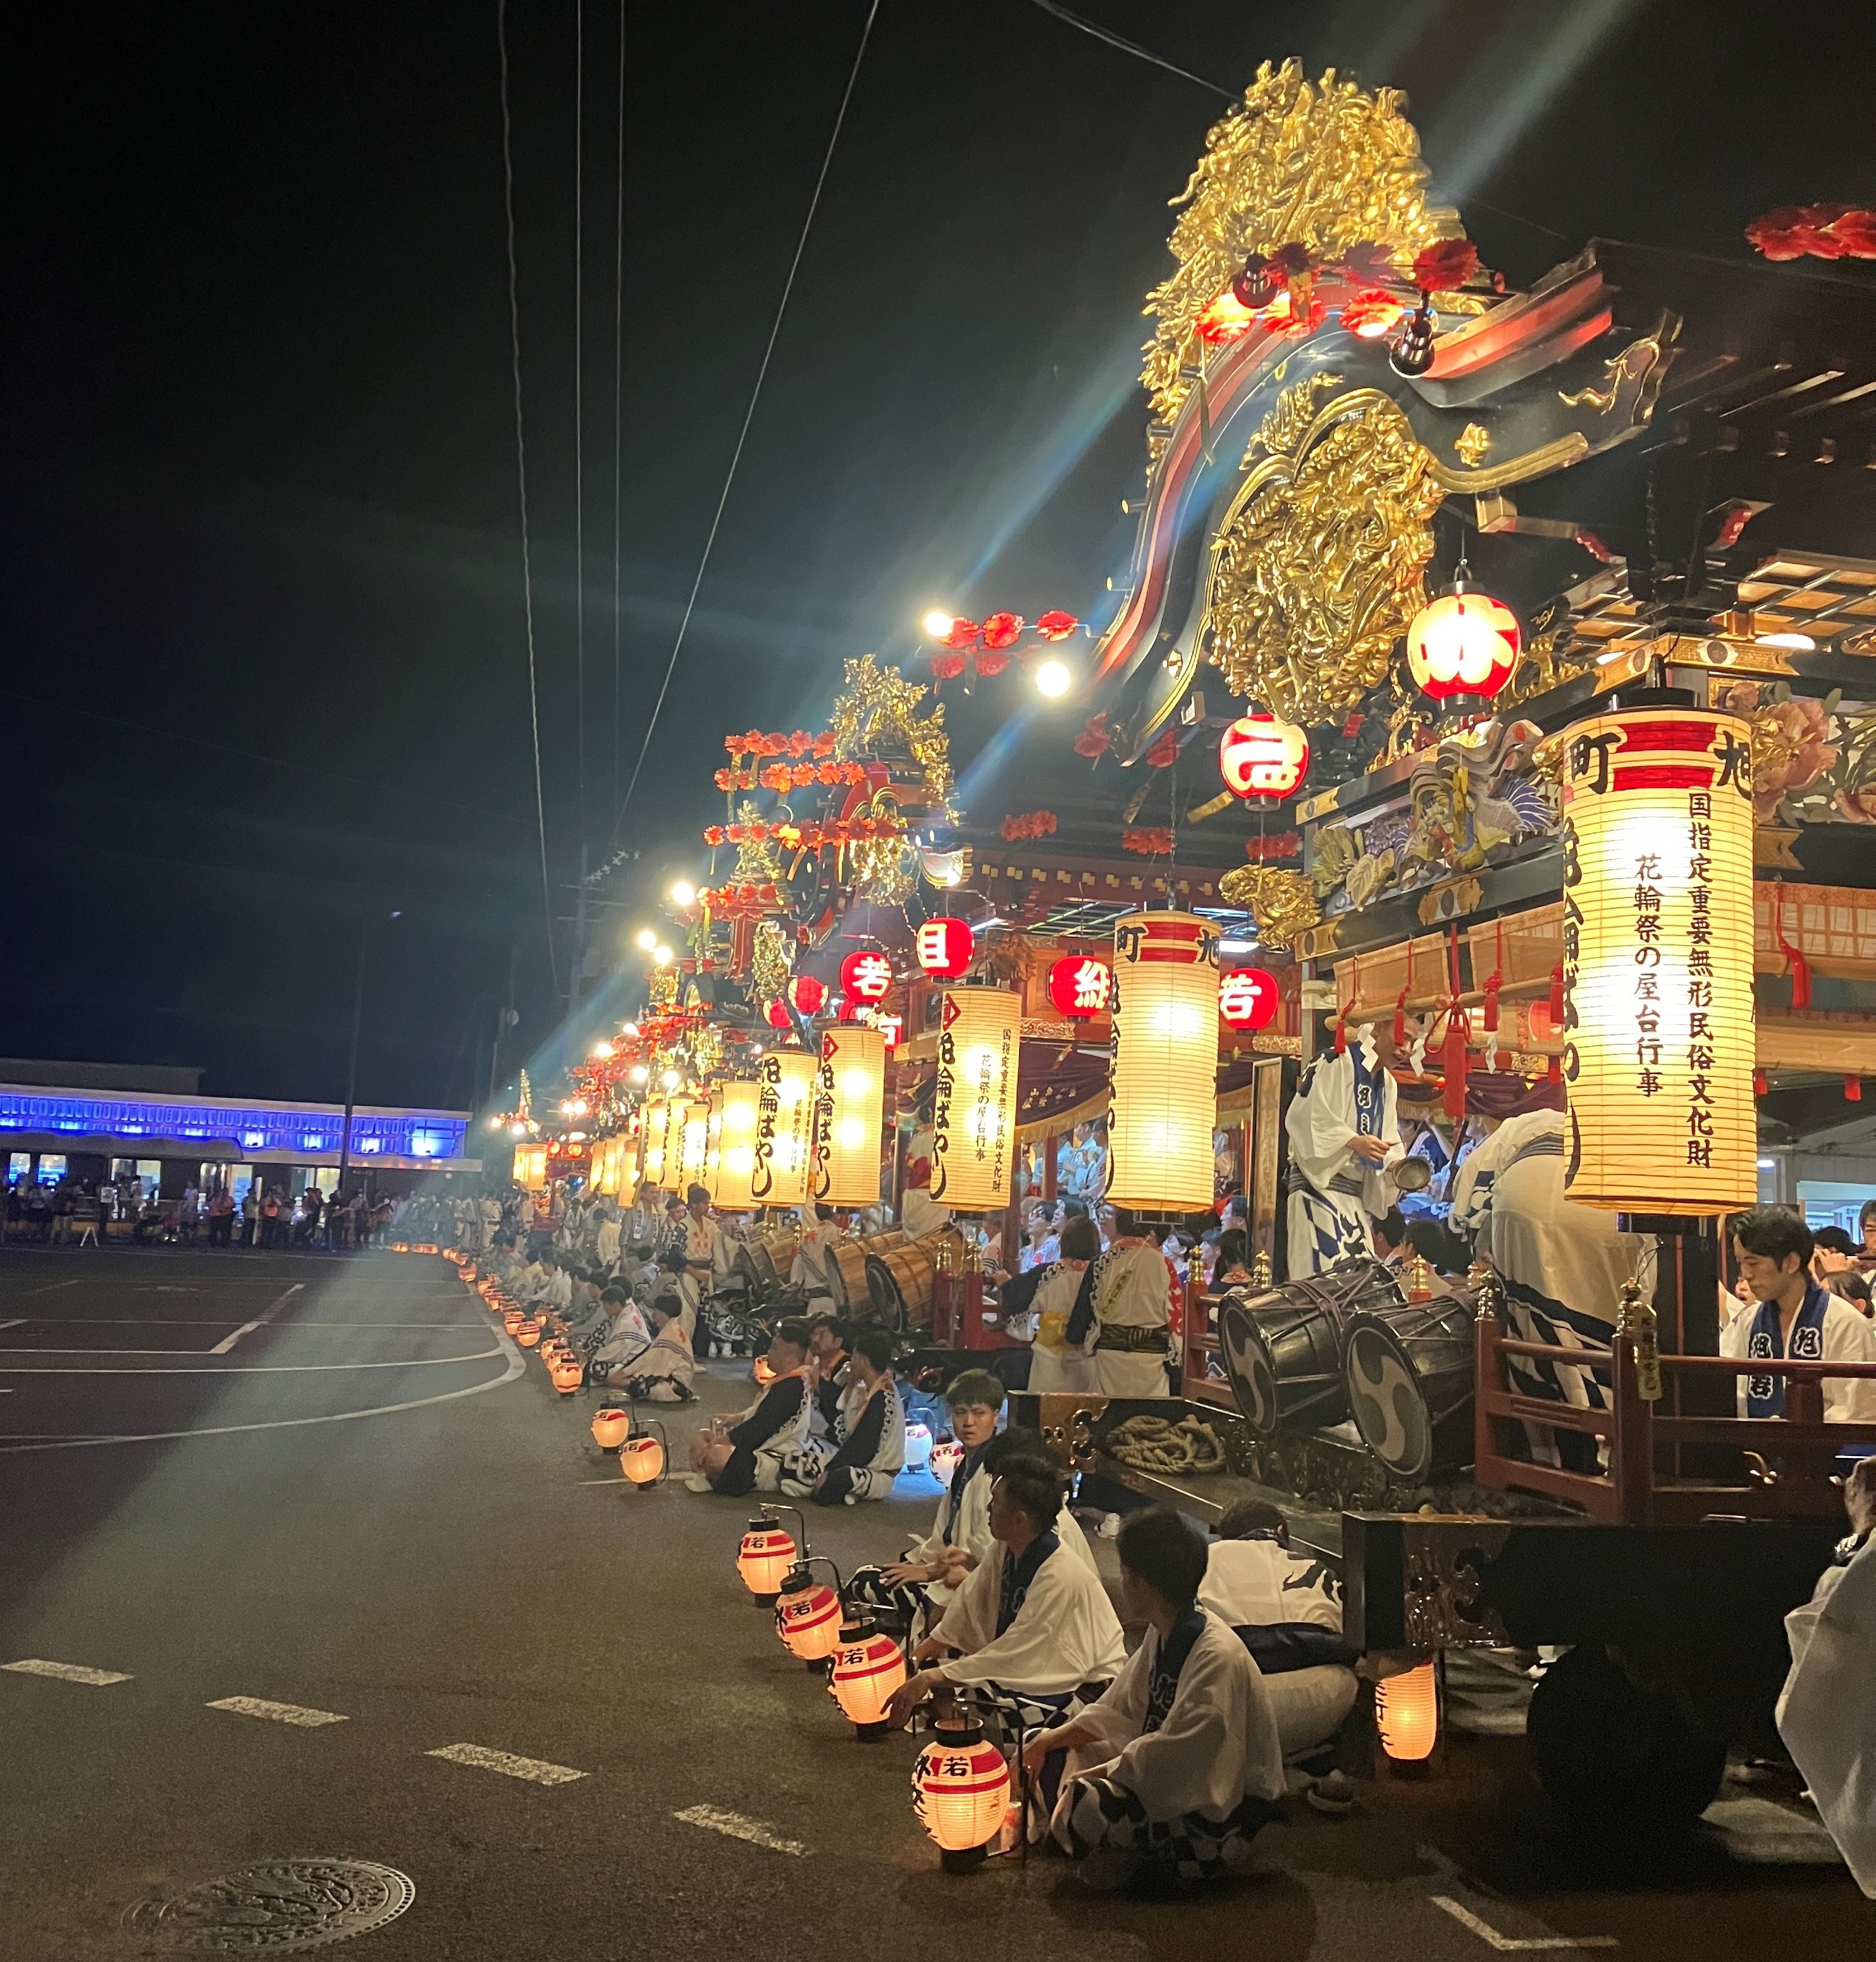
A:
807;1315;852;1429
1723;1206;1876;1424
811;1328;906;1506
688;1319;822;1496
616;1293;696;1403
1199;1498;1359;1767
886;1459;1126;1746
1023;1508;1286;1891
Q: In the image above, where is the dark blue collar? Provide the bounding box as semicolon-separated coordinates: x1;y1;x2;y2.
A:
1745;1281;1832;1418
1144;1610;1207;1733
997;1529;1059;1636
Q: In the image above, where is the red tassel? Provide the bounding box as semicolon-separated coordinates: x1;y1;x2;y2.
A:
1482;922;1503;1036
1774;888;1812;1010
1753;1069;1769;1098
1547;1054;1563;1085
1442;1010;1470;1118
1548;959;1565;1027
1847;1076;1863;1104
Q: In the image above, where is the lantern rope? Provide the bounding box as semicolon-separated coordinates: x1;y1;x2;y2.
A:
608;0;882;844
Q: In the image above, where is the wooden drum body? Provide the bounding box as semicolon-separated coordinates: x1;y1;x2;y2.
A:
1340;1288;1477;1483
1217;1258;1404;1440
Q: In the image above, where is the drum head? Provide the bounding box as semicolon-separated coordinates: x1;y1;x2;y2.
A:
1343;1319;1435;1483
1218;1295;1280;1438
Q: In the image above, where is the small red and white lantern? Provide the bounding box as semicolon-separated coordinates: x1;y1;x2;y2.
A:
775;1569;844;1666
915;917;975;978
1219;966;1280;1031
1406;568;1521;702
912;1717;1013;1870
1219;713;1310;800
839;949;894;1004
737;1514;798;1598
1047;954;1113;1018
787;973;827;1016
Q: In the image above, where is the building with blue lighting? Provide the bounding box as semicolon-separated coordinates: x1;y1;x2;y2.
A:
0;1060;477;1199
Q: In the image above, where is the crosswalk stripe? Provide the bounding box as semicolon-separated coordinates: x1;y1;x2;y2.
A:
206;1696;348;1727
425;1743;586;1786
674;1805;807;1855
3;1658;133;1686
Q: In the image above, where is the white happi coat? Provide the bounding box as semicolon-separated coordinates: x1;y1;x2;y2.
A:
934;1537;1126;1699
1284;1030;1401;1280
1720;1291;1876;1424
904;1465;1094;1604
1778;1541;1876;1896
1067;1610;1285;1818
1075;1243;1175;1398
1198;1538;1342;1634
790;1218;845;1299
1026;1261;1096;1396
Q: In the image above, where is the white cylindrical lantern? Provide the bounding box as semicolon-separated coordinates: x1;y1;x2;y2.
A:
752;1047;817;1209
930;987;1021;1212
677;1096;710;1193
640;1095;669;1189
1108;911;1219;1211
617;1112;641;1206
1558;708;1756;1214
514;1142;549;1192
813;1027;886;1207
710;1081;761;1211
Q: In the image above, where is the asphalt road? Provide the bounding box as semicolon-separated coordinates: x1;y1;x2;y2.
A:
1;1247;1871;1961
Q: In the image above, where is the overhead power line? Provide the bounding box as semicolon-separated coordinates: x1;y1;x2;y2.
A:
1027;0;1232;101
608;0;882;846
496;0;562;993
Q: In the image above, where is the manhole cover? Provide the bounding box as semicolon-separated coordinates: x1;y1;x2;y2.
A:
132;1860;415;1952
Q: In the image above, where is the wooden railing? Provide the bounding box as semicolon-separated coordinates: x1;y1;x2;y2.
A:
1474;1305;1876;1524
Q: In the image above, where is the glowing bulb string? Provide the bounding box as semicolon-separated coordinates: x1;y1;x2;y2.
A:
496;0;561;995
607;0;882;849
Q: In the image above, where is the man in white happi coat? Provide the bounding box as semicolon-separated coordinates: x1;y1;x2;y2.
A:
1025;1509;1285;1889
673;1184;732;1344
1723;1206;1876;1425
1065;1208;1175;1398
790;1204;846;1304
1284;1026;1402;1279
886;1459;1124;1741
810;1329;906;1505
1448;1107;1644;1470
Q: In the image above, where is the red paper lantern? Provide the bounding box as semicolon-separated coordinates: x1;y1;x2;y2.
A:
915;917;975;978
765;999;791;1030
1219;714;1309;800
1406;572;1521;701
828;1619;907;1739
1219;966;1280;1031
787;974;826;1016
1047;954;1113;1018
839;949;894;1003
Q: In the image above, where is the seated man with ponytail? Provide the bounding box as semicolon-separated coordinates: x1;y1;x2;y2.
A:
1023;1508;1285;1891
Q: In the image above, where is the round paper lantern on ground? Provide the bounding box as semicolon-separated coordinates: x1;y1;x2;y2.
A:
518;1318;542;1348
752;1048;817;1208
929;1438;965;1485
591;1407;631;1451
839;949;894;1005
1556;708;1756;1213
502;1310;526;1336
619;1431;665;1485
913;1715;1012;1870
1108;912;1219;1211
1375;1658;1439;1761
828;1618;907;1739
813;1027;886;1207
708;1081;762;1210
775;1567;844;1667
1219;713;1310;800
1406;571;1521;701
550;1355;582;1395
737;1514;798;1599
1048;954;1113;1018
930;989;1021;1212
915;916;975;978
787;973;826;1016
1219;966;1280;1031
902;1421;932;1472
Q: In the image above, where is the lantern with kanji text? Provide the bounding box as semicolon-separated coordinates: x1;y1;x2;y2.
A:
912;1713;1013;1870
1048;954;1113;1018
736;1512;798;1600
915;917;975;978
828;1617;907;1740
1219;966;1280;1031
1218;713;1310;799
839;949;894;1003
1405;569;1521;702
775;1562;844;1668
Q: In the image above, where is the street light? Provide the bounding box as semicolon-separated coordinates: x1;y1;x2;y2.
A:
1034;657;1073;699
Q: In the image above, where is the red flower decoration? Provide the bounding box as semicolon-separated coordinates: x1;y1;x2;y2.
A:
1121;827;1175;856
930;651;966;681
713;768;736;791
703;826;726;847
1144;728;1181;768
1827;210;1876;257
1340;241;1400;285
980;612;1023;650
1340;289;1407;340
999;810;1058;842
1035;610;1078;641
1073;712;1109;761
1745;203;1851;260
973;649;1010;678
811;729;836;756
1243;831;1300;861
941;617;982;650
1411;238;1481;292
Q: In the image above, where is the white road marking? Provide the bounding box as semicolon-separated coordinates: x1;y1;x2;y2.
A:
209;1283;303;1353
3;1658;134;1686
0;1318;27;1330
0;1346;505;1373
1431;1897;1618;1951
26;1281;80;1295
674;1805;808;1856
426;1743;587;1786
207;1696;348;1727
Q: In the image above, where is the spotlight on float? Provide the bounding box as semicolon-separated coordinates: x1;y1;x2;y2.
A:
913;1709;1012;1872
653;945;674;966
1375;1658;1439;1762
828;1615;907;1741
661;1068;682;1091
629;1064;648;1085
737;1507;803;1603
922;608;957;640
669;880;696;907
1034;657;1073;700
774;1558;846;1671
636;929;658;951
619;1417;668;1486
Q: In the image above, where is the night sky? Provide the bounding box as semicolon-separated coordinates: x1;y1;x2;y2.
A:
6;0;1872;1114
